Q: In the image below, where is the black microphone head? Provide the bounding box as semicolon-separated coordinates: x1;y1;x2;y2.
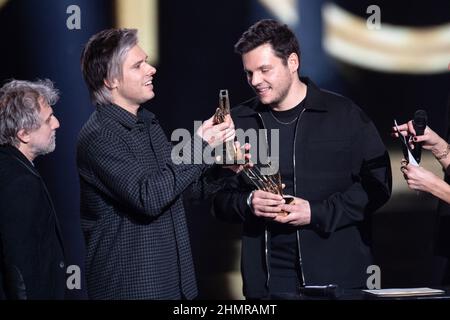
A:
413;109;427;135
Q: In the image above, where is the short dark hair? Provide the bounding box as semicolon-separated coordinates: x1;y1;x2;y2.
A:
234;19;300;65
81;28;138;106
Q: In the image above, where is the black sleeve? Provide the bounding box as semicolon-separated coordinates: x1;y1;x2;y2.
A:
309;105;392;233
187;164;239;201
211;173;255;223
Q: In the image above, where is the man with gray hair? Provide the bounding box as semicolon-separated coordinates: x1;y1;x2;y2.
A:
0;79;65;299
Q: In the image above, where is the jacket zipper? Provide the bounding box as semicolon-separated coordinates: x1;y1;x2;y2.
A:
293;108;307;286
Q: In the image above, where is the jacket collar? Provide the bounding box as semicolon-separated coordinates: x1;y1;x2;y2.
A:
0;144;40;177
98;104;156;129
234;77;328;117
301;77;328;112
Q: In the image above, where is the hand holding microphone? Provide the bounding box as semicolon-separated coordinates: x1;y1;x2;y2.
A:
392;109;442;161
402;111;447;158
392;109;426;166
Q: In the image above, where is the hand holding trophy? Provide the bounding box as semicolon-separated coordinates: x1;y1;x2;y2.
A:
243;163;294;217
214;89;292;216
213;90;244;163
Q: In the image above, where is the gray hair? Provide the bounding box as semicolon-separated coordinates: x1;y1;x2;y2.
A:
81;28;138;106
0;79;59;147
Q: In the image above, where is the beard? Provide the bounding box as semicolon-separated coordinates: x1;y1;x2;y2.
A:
268;86;290;107
33;135;56;157
256;80;292;107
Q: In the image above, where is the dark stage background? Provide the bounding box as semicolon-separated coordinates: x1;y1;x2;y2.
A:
0;0;449;299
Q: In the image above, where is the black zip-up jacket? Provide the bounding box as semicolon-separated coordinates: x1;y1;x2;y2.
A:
212;78;392;299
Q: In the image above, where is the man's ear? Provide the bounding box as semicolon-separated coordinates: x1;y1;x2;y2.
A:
287;53;299;73
104;78;119;90
17;128;31;144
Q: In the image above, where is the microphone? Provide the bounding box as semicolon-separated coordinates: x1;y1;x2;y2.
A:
412;109;427;164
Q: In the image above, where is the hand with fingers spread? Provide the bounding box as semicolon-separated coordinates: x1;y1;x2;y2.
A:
249;190;285;219
273;196;311;226
197;114;235;148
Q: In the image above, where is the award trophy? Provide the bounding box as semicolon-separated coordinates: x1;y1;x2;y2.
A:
213;89;243;163
242;163;294;216
214;89;293;216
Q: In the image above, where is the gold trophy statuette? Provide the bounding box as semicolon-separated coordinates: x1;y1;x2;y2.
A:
213;89;243;163
213;90;292;216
